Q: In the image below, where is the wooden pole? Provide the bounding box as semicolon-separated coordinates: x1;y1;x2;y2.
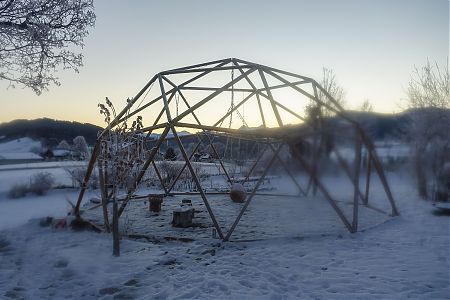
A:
364;151;372;205
176;88;233;183
74;141;101;216
268;143;306;196
171;125;225;239
289;142;353;232
258;69;284;127
352;134;362;232
224;144;282;241
173;67;256;122
97;155;110;233
112;198;120;256
118;126;170;217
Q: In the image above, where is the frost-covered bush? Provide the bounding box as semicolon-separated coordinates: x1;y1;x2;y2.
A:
29;172;55;196
64;166;98;189
8;183;29;199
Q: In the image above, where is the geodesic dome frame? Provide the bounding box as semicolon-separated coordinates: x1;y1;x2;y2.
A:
75;58;399;241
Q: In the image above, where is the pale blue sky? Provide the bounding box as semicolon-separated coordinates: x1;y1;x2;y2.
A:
0;0;448;126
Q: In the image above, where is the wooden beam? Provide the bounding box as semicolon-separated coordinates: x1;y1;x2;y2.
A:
258;68;284;127
161;65;252;75
163;58;231;73
97;156;110;233
118;126;171;217
364;151;372;205
173;67;257;122
268;143;306;196
352;134;362;232
158;74;172;122
180;86;255;93
170;125;225;239
224;144;282;241
288;142;353;232
74;141;101;216
176;89;233;184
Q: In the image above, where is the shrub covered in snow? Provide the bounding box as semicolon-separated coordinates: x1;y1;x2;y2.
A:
29;172;55;196
8;183;29;199
64;166;98;189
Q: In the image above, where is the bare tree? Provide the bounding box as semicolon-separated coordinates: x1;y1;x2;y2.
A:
0;0;95;94
360;99;373;112
304;67;346;195
316;67;346;115
407;60;450;198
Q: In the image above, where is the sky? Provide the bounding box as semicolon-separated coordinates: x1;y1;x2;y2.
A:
0;0;448;127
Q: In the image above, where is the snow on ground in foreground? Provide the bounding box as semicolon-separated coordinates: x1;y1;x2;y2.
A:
0;172;449;299
0;189;90;230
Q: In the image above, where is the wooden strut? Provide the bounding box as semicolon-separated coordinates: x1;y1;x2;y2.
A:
352;133;362;231
74;141;101;216
241;142;268;185
356;127;399;216
155;81;230;194
364;151;372;205
152;161;169;194
118;126;171;217
258;68;306;195
162;78;233;186
122;60;231;124
288;142;354;233
333;145;366;203
170;125;225;240
76;58;398;241
232;60;306;124
263;66;398;216
331;143;391;214
97;156;111;233
224;144;283;241
173;67;257;123
267;143;306;196
232;60;267;128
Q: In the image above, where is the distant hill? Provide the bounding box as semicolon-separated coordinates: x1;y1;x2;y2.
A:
0;109;445;148
0;118;102;146
344;110;412;140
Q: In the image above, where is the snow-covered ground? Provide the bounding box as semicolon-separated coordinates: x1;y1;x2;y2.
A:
0;138;43;164
0;138;41;153
0;163;448;299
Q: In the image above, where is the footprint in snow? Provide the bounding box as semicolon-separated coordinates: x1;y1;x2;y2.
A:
99;287;121;296
124;279;139;287
53;259;68;268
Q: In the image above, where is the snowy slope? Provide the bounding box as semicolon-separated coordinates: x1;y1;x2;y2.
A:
0;137;41;153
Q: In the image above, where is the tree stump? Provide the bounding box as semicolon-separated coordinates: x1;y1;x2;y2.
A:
149;196;163;212
172;207;195;228
181;198;192;206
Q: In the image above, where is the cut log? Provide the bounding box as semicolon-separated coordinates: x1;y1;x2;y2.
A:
149;196;163;212
172;208;195;228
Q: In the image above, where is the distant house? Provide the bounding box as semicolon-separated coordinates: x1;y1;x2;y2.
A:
199;153;211;162
0;152;43;165
55;148;83;160
193;152;212;162
44;148;85;161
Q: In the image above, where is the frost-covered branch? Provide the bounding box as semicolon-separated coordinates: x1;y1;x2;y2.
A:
0;0;95;94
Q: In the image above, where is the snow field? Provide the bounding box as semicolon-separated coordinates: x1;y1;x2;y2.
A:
0;163;448;299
